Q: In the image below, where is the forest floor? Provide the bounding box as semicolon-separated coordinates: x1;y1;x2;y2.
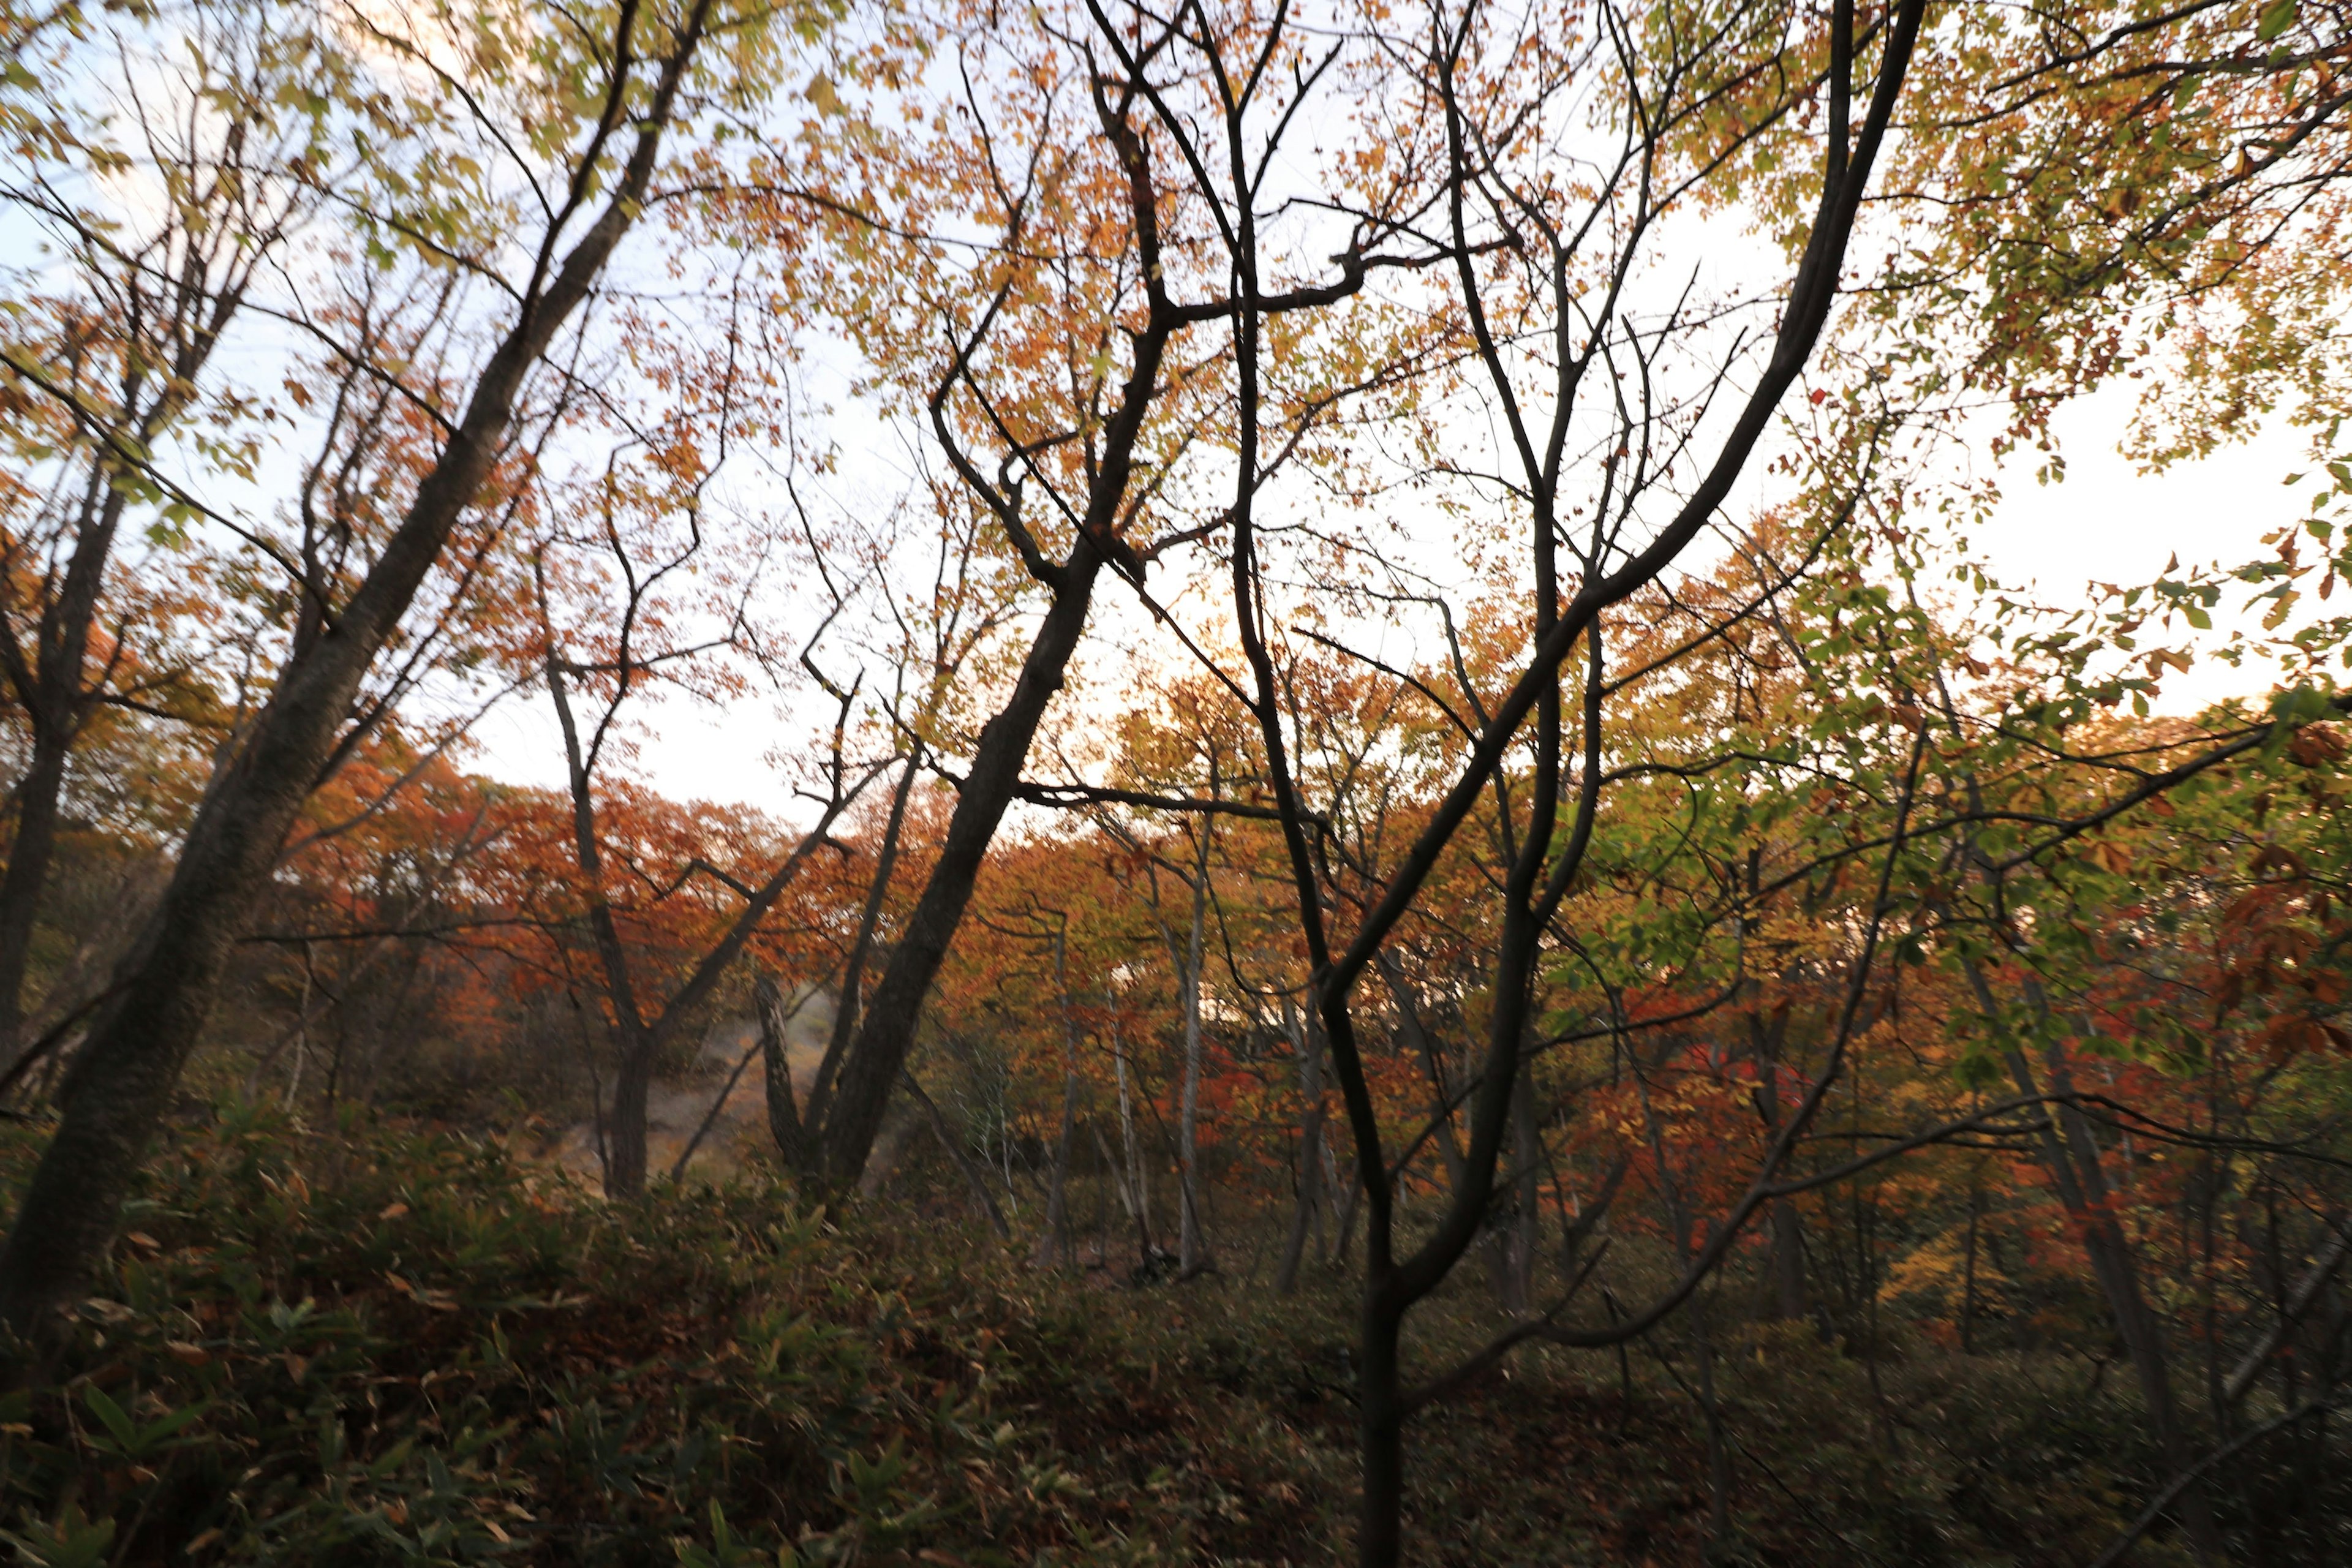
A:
0;1107;2331;1567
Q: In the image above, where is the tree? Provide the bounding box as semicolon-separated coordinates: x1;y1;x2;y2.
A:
522;298;879;1196
0;0;345;1061
0;0;792;1341
735;0;1412;1191
1182;0;1932;1557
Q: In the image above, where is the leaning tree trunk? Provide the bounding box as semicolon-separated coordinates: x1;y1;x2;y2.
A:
810;552;1118;1189
0;8;717;1341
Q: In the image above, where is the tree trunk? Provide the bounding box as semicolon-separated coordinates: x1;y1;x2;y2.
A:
1770;1200;1809;1322
1358;1286;1407;1568
1177;823;1212;1273
0;472;131;1062
812;552;1111;1189
1276;999;1325;1295
1111;1016;1153;1255
607;1035;656;1197
546;644;657;1200
1975;960;2226;1561
1377;951;1467;1194
809;218;1190;1191
0;730;72;1058
760;975;812;1172
1033;1061;1080;1268
1749;998;1809;1322
1483;1066;1540;1315
804;746;922;1129
1692;1291;1733;1544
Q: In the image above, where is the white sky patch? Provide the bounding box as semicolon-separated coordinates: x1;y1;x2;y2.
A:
1958;381;2316;714
531;394;2323;810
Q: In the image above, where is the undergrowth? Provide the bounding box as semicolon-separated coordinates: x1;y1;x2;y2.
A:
0;1107;2329;1566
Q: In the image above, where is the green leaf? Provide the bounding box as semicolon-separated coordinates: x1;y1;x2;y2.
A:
81;1386;137;1450
2258;0;2296;40
0;1505;116;1568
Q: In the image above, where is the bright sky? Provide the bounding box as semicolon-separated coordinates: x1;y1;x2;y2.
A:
462;375;2317;813
16;7;2318;820
1959;383;2315;716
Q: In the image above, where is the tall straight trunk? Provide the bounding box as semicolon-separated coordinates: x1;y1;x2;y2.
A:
1276;998;1325;1295
1358;1289;1408;1568
0;6;717;1338
1033;929;1084;1268
1768;1200;1808;1321
1177;823;1212;1273
1484;1065;1540;1315
1749;999;1809;1321
1033;1060;1079;1268
1110;1016;1153;1254
1970;960;2225;1560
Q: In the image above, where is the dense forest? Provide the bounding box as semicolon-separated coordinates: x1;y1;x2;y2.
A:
6;0;2352;1561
